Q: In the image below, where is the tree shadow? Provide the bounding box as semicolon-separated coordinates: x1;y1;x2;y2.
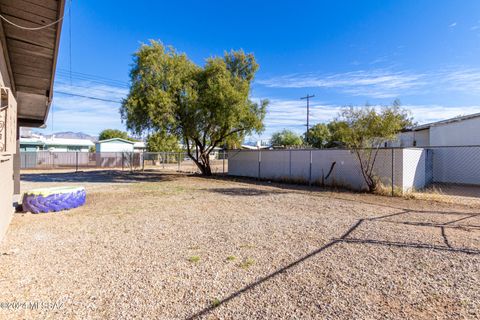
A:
186;208;480;319
207;175;479;217
380;211;480;231
205;187;285;197
21;170;177;184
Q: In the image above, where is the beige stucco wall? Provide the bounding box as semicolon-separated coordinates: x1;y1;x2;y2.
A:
0;155;14;239
0;38;17;241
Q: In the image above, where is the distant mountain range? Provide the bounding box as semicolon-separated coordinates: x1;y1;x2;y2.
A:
45;132;97;141
28;130;98;142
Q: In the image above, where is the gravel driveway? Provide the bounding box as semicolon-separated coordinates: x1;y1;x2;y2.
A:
0;170;478;319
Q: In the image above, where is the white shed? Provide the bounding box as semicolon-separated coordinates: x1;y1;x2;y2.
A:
95;138;135;153
395;112;480;147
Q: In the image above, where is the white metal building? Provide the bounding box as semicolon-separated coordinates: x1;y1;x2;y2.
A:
396;112;480;147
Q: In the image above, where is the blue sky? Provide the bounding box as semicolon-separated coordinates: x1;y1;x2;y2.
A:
47;0;480;140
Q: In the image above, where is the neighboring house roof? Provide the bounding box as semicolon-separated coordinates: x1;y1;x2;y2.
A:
133;141;146;149
0;0;66;127
241;144;270;150
19;138;44;146
96;138;135;144
45;138;94;147
409;112;480;131
20;137;94;147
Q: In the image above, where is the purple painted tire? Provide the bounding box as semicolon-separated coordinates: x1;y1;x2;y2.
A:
22;187;86;214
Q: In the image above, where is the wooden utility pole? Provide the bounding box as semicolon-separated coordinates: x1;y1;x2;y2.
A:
301;94;315;143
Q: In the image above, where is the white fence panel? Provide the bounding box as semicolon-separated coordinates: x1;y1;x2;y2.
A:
259;150;290;180
228;151;259;177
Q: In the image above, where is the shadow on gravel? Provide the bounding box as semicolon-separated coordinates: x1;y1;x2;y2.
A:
203;174;480;216
206;187;285;197
187;208;480;319
21;170;177;184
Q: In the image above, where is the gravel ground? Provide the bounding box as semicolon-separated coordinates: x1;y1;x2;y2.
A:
0;170;479;319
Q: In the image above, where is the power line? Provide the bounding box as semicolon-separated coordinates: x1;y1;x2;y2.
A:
54;91;123;103
301;94;315;142
55;74;130;89
56;70;129;84
56;69;130;87
55;81;127;95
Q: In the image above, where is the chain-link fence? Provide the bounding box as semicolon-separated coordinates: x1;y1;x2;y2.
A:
19;147;480;200
408;146;480;199
141;151;228;174
20;151;228;174
227;146;480;200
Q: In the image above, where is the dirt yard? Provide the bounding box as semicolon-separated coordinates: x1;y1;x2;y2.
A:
0;170;479;319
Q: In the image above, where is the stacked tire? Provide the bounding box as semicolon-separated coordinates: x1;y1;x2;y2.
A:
22;186;86;214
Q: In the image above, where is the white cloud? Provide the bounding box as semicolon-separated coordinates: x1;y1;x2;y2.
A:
257;67;480;99
41;75;480;143
257;69;426;98
442;68;480;94
449;22;457;28
249;97;480;140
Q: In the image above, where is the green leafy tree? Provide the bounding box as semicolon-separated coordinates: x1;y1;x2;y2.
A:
121;41;267;175
98;129;132;141
270;129;303;147
305;123;331;148
146;131;181;152
333;100;413;192
326;121;349;148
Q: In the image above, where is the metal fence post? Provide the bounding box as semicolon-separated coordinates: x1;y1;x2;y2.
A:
142;151;145;171
222;150;225;175
289;149;292;179
391;148;394;197
131;152;134;172
178;152;181;171
122;153;124;171
75;151;78;172
309;149;312;186
258;150;261;180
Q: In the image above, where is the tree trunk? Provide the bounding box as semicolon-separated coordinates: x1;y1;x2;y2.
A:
194;160;212;176
189;150;212;176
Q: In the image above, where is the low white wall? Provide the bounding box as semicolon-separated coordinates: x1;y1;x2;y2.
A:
229;147;480;191
401;149;427;192
228;150;259;178
228;149;412;192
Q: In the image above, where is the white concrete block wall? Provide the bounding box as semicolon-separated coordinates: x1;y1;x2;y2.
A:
227;147;480;191
290;150;310;182
311;150;364;189
228;150;259;178
401;149;426;191
228;149;410;192
259;150;290;179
